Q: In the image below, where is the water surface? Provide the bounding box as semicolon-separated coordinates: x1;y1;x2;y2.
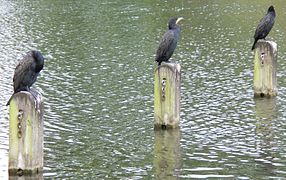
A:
1;0;286;179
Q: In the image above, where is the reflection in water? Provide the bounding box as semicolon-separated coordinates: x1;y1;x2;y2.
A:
254;97;277;144
1;0;286;179
154;129;181;179
254;97;277;177
255;97;277;120
9;173;43;180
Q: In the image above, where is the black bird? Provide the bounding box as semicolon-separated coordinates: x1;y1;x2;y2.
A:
155;17;183;66
6;50;45;106
252;6;276;50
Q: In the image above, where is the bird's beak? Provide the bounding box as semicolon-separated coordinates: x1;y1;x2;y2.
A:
176;17;184;24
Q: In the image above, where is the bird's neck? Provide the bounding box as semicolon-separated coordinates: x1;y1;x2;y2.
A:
169;23;180;30
173;26;181;33
269;11;276;17
35;60;44;73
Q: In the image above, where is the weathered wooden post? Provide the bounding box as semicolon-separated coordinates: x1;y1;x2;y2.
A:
154;62;181;129
8;91;44;176
253;40;277;97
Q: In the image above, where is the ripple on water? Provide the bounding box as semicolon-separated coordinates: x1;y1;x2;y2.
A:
1;0;286;179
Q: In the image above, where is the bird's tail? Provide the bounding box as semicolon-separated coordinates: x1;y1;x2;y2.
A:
155;57;161;66
251;39;258;50
6;94;14;106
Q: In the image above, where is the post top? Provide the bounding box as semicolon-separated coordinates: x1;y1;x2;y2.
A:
256;40;277;52
268;41;277;51
14;90;42;100
12;90;43;110
155;62;181;73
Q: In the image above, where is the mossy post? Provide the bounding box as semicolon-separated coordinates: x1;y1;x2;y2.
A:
8;91;44;176
154;62;181;129
253;40;277;97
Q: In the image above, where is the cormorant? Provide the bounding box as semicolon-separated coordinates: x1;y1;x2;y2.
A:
6;50;45;106
155;17;183;66
251;6;275;50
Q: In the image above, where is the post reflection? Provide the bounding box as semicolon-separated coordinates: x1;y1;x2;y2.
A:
254;97;277;120
254;97;277;141
254;97;278;177
9;172;43;180
153;129;182;179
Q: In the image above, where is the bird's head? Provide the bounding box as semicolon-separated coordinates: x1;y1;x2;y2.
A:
32;50;44;63
168;17;184;29
268;5;275;13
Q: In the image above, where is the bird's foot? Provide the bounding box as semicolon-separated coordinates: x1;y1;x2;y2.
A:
29;89;39;99
161;61;173;65
28;89;41;109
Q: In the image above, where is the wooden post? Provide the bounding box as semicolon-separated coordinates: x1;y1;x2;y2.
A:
253;40;277;97
154;62;181;129
8;91;44;175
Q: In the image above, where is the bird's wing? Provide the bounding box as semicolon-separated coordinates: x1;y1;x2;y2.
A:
255;14;275;39
13;53;34;90
156;30;175;59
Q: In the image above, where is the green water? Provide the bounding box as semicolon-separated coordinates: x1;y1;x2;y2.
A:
1;0;286;179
